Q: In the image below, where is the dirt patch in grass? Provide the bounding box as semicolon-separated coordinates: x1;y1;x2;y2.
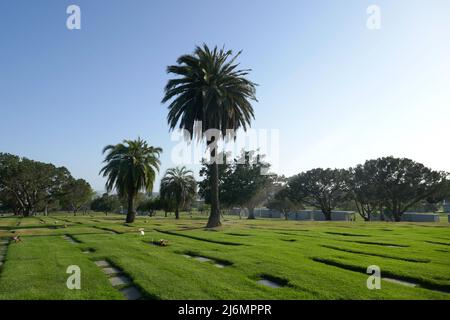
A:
320;245;430;263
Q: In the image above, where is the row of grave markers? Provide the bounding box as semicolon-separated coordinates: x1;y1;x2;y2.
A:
61;233;144;300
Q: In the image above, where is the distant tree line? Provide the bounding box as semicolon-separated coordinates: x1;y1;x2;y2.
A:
280;157;449;221
0;153;93;216
199;153;450;222
2;150;448;223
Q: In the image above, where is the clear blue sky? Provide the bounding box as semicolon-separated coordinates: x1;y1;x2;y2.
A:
1;0;449;192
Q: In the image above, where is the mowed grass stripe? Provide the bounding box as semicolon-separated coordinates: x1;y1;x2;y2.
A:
0;214;449;299
312;257;450;295
0;235;123;299
320;244;431;263
154;229;245;246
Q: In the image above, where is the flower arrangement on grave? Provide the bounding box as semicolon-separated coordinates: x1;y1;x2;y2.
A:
152;239;169;246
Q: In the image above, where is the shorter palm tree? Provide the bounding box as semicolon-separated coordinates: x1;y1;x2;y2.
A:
160;167;197;219
100;138;162;223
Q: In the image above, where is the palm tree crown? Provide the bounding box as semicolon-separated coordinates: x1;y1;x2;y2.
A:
162;44;257;138
160;166;197;219
99;138;162;223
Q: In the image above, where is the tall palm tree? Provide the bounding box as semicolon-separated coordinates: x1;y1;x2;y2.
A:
160;166;197;220
100;138;162;223
162;44;257;228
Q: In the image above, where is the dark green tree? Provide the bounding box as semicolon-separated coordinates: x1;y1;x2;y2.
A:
60;179;94;215
137;196;165;216
0;153;72;216
347;165;381;221
100;138;162;223
198;153;230;206
160;167;197;219
287;168;349;221
425;179;450;211
220;152;272;219
91;193;121;214
359;157;447;221
266;176;303;220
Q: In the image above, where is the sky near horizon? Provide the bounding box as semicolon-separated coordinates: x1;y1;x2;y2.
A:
1;0;450;192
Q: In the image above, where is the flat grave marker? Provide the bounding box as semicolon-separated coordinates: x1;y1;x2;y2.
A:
109;275;131;287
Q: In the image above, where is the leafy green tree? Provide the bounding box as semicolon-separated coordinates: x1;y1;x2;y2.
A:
220;152;272;219
266;176;303;220
60;179;94;215
161;197;176;218
359;157;447;221
0;189;20;214
198;153;230;206
287;168;349;221
162;44;257;228
0;153;72;216
425;179;450;211
160;167;197;219
91;193;121;214
120;192;147;214
137;196;164;216
347;165;381;221
198;151;272;219
100;138;162;223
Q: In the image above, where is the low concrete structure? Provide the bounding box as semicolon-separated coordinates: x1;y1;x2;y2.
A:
229;208;244;216
402;212;440;222
296;211;314;221
231;208;355;221
443;199;450;213
287;210;354;221
254;208;282;218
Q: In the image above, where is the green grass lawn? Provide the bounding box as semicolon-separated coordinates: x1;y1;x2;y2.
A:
0;213;449;300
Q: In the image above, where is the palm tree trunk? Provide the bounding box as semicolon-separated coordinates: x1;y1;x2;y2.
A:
247;207;256;220
379;204;385;221
206;157;221;228
175;205;180;220
126;195;136;223
323;209;332;221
